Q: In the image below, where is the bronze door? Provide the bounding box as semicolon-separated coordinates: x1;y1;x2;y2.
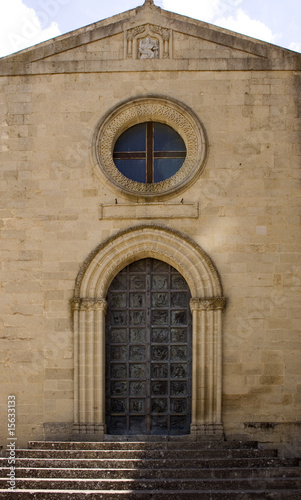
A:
105;258;192;435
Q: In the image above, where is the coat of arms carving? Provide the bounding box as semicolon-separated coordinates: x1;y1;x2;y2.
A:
138;37;159;59
126;24;172;59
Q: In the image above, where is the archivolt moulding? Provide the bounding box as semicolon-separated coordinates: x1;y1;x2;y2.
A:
74;224;222;300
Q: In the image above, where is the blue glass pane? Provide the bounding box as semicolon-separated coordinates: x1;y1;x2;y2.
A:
114;123;146;152
154;159;184;182
154;123;186;152
114;159;146;183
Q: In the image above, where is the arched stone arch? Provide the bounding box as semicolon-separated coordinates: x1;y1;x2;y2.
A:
72;225;226;439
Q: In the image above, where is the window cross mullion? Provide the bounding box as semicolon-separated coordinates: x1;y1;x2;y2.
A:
154;151;186;159
113;121;187;184
146;122;154;184
113;152;146;160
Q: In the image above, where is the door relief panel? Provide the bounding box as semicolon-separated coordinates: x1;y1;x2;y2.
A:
106;258;192;435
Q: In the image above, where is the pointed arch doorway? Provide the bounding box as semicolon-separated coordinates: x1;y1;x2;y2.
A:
106;257;192;436
72;225;226;439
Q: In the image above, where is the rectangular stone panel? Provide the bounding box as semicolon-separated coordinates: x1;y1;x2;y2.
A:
99;203;199;219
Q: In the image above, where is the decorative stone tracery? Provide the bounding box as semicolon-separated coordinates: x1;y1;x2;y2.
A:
72;225;226;439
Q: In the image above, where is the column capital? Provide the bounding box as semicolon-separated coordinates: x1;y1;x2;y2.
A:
190;297;227;312
71;298;108;313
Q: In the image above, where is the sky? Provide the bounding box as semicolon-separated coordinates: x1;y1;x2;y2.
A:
0;0;301;58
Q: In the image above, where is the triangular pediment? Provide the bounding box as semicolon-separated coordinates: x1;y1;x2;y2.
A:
1;0;300;74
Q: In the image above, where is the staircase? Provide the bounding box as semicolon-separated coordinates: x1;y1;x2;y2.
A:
0;439;300;498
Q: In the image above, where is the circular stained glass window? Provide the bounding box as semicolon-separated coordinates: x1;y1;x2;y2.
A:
113;122;186;183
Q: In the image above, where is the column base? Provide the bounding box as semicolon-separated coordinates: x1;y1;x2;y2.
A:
71;423;106;441
190;423;224;440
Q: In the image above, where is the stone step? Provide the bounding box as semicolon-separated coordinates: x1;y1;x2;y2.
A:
28;440;259;451
1;490;301;499
1;466;300;480
1;456;298;469
1;477;301;491
2;440;299;498
13;448;278;459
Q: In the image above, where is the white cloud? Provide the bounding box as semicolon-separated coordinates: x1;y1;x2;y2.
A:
162;0;278;45
162;0;242;23
289;42;301;53
0;0;61;58
215;9;278;44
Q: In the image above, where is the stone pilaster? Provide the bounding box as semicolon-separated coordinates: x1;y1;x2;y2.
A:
71;298;107;438
190;297;226;438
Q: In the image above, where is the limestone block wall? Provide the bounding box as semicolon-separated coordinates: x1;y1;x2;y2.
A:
0;43;300;452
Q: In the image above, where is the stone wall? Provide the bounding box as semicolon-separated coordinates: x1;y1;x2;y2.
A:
0;2;300;454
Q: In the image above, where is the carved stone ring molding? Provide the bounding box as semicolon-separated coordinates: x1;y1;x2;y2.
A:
94;95;208;199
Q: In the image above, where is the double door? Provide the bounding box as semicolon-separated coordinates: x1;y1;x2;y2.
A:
105;258;192;435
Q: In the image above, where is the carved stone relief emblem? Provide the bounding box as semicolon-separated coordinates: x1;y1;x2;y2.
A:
138;36;159;59
126;23;172;59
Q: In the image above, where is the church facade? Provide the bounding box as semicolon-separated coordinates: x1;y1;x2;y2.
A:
1;0;300;455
